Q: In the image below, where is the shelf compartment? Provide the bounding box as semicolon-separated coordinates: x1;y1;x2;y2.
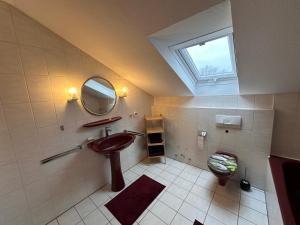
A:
146;127;164;134
148;145;165;157
145;116;163;121
148;142;164;146
147;133;163;144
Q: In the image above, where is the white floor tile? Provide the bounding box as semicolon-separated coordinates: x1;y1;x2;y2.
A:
179;171;198;183
178;202;206;223
240;195;267;215
50;158;270;225
130;165;146;175
154;162;169;170
110;218;122;225
47;220;59;225
167;184;189;200
57;208;81;225
124;170;140;181
238;217;255;225
139;211;167;225
215;182;241;202
83;209;108;225
239;205;268;225
136;209;149;222
208;204;238;225
183;165;203;176
160;171;177;182
173;177;194;191
76;222;84;225
99;204;114;221
171;161;186;170
170;213;191;225
204;215;226;225
143;170;157;179
151;201;177;224
146;166;163;175
155;176;172;187
89;191;110;207
75;198;97;218
160;192;183;211
241;187;266;203
212;194;239;215
195;177;217;191
190;184;214;201
165;165;183;175
185;192;210;212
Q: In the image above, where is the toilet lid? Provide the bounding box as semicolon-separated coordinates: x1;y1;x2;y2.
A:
207;153;238;174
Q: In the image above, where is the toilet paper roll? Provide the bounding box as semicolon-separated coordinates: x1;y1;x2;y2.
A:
197;135;204;150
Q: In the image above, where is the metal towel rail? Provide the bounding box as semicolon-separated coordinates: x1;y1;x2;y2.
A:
40;145;83;164
124;130;145;137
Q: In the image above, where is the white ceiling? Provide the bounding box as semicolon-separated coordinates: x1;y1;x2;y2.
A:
4;0;223;96
5;0;300;96
231;0;300;95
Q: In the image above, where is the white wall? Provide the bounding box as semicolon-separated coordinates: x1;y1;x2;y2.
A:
152;101;274;189
265;162;284;225
0;2;153;225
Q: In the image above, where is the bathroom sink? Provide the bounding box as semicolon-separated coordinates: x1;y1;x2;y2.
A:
87;132;136;192
88;132;135;155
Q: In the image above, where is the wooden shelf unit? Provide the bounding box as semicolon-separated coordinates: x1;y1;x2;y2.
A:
145;115;166;163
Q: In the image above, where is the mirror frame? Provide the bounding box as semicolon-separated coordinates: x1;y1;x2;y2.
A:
80;76;117;116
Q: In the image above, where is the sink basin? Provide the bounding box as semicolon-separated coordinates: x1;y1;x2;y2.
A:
88;132;135;155
87;132;136;192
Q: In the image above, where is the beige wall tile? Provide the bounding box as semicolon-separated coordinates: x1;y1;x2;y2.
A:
254;94;274;109
20;46;47;75
0;75;29;104
0;163;23;196
12;8;44;47
0;7;16;42
0;103;8;132
0;189;29;224
0;131;15;167
0;4;152;224
45;50;67;76
3;103;34;130
32;101;57;127
25;75;52;102
0;42;21;74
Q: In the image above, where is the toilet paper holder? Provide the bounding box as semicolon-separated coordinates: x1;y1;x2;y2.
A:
198;129;207;137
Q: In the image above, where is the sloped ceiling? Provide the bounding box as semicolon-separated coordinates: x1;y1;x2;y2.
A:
4;0;223;96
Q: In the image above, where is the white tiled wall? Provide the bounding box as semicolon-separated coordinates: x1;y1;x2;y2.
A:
154;93;300;160
152;104;274;190
0;1;153;225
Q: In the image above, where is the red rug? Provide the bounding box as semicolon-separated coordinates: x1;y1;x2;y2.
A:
105;175;165;225
194;220;204;225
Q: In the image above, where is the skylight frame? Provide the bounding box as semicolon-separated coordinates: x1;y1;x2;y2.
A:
170;27;237;84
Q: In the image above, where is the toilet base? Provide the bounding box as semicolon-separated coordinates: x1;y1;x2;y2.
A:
218;176;230;186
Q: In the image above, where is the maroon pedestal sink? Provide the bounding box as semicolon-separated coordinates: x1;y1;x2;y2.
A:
87;133;136;192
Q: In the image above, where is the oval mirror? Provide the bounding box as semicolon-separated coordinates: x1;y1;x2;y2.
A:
81;76;117;115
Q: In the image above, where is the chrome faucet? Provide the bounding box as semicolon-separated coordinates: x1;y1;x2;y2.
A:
105;127;112;137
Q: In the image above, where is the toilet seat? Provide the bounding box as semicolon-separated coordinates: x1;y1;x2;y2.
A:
207;151;238;186
208;152;238;174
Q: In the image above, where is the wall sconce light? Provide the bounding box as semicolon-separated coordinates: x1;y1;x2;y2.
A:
67;87;78;102
118;87;128;98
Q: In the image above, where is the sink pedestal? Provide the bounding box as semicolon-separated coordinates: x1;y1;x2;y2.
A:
110;151;125;192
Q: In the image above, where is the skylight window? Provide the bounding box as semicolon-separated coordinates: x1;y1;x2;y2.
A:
184;36;234;79
173;30;237;84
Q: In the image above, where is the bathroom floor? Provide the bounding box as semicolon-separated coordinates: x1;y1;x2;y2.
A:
47;158;269;225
